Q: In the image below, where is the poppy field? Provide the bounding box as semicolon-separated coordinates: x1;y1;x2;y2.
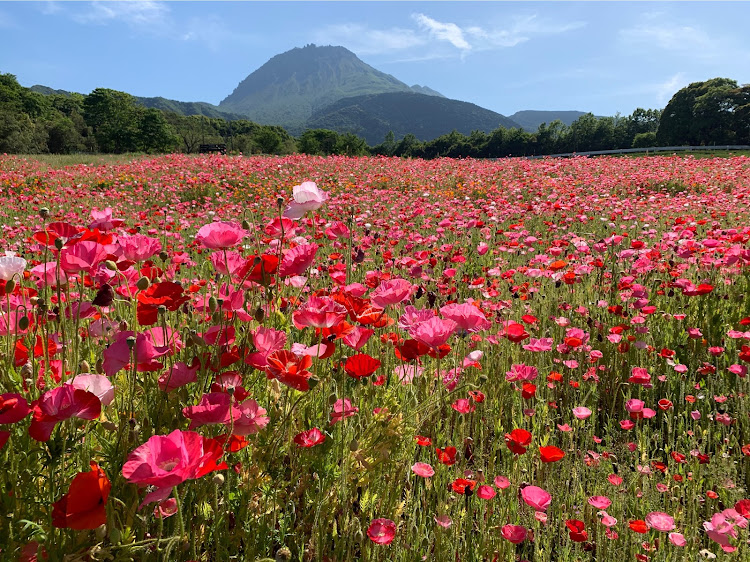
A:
2;152;750;561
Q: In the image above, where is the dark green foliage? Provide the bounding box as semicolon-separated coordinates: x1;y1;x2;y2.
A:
657;78;750;145
304;91;520;145
508;110;592;132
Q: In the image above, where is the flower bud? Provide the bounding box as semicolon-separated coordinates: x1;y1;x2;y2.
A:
307;376;320;390
4;279;15;293
79;360;90;373
18;315;29;331
105;260;118;271
212;473;225;486
54;237;63;250
349;439;359;452
39;207;50;219
136;276;150;291
158;251;169;261
241;219;251;230
126;335;137;350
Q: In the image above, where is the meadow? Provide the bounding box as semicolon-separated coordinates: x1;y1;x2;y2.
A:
1;153;750;561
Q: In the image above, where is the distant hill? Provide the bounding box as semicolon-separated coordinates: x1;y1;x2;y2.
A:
509;110;592;132
134;96;245;120
30;85;74;97
219;44;442;132
410;85;445;97
305;91;521;145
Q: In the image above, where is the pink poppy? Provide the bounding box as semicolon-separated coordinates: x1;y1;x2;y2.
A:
520;485;551;512
668;532;687;546
501;524;527;544
440;302;491;332
294;428;326;447
408;317;457;349
477;485;496;499
60;241;108;274
195;221;247;249
102;331;170;377
645;511;675;532
572;406;592;419
434;515;452;528
370;278;413;308
523;338;554;352
330;398;358;425
494;475;511;489
118;234;162;262
367;518;396;545
278;243;318;277
69;375;115;406
28;385;101;442
411;462;435;478
292;296;347;329
588;496;612;509
121;429;227;504
505;363;539;382
89;207;122;231
245;327;287;370
232;399;270;436
182;393;233;429
158;361;199;392
283;181;329;219
599;511;618;527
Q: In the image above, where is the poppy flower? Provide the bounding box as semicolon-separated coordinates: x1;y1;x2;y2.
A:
136;281;189;326
566;519;588;542
504;322;530;343
265;350;313;391
629;520;649;533
505;428;532;454
411;462;434;478
28;386;101;442
367;518;396;545
283;181;329;220
539;445;565;463
0;393;30;424
435;446;457;465
344;354;381;379
195;221;247;249
645;512;675;532
521;485;551;511
450;478;476;494
501;524;527;544
294;428;326;447
52;462;111;530
414;435;432;446
329;398;358;425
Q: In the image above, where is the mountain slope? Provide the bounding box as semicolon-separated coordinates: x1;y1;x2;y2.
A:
134;96;245;120
305;92;521;145
508;110;591;132
219;44;434;131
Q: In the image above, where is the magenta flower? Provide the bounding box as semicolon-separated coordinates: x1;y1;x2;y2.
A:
330;398;358;425
69;375;115;406
588;496;612;509
520;485;551;512
245;327;288;370
367;518;396;545
118;234;162;261
408;317;457;349
182;393;234;429
122;429;227;505
233;399;270;436
195;221;247;249
646;511;676;532
294;428;326;447
0;393;30;424
278;243;318;277
60;241;108;274
158;361;199;392
501;524;527;544
29;386;101;442
572;406;592;420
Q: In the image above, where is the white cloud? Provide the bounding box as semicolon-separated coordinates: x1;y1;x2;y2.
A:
39;2;62;16
413;14;471;51
620;23;712;52
654;72;688;105
313;23;426;55
0;9;16;28
72;1;170;29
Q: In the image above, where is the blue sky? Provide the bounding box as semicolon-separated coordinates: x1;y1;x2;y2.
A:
1;1;748;117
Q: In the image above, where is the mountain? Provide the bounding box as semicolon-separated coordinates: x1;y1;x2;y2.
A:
410;85;445;97
305;92;521;145
219;44;442;132
134;96;245;120
508;110;592;132
30;85;74;97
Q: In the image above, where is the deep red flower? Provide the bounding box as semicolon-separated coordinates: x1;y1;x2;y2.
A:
415;435;432;446
236;254;279;286
395;339;430;361
629;520;648;534
52;462;111;530
344;354;381;379
294;428;326;447
505;428;532;455
566;519;588;542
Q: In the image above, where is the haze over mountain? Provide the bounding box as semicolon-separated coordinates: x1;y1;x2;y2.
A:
509;110;594;132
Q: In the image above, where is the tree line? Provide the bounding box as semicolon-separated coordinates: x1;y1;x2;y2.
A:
1;74;747;158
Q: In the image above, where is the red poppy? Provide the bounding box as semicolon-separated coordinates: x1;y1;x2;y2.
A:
539;446;565;463
505;323;530;343
658;399;673;411
450;478;477;494
136;281;189;326
236;254;278;286
505;428;532;455
426;344;452;359
629;520;648;533
344;354;381;379
395;339;430;361
521;314;538;324
415;435;432;446
265;350;313;391
52;462;111;530
671;451;686;463
566;519;588;542
435;446;457;465
521;382;537;400
468;390;485;403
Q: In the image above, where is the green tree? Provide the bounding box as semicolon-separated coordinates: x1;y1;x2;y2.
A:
83;88;142;153
139;108;179;153
632;131;657;148
657;78;749;145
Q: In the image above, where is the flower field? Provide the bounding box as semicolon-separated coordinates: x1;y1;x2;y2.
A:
2;153;750;561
